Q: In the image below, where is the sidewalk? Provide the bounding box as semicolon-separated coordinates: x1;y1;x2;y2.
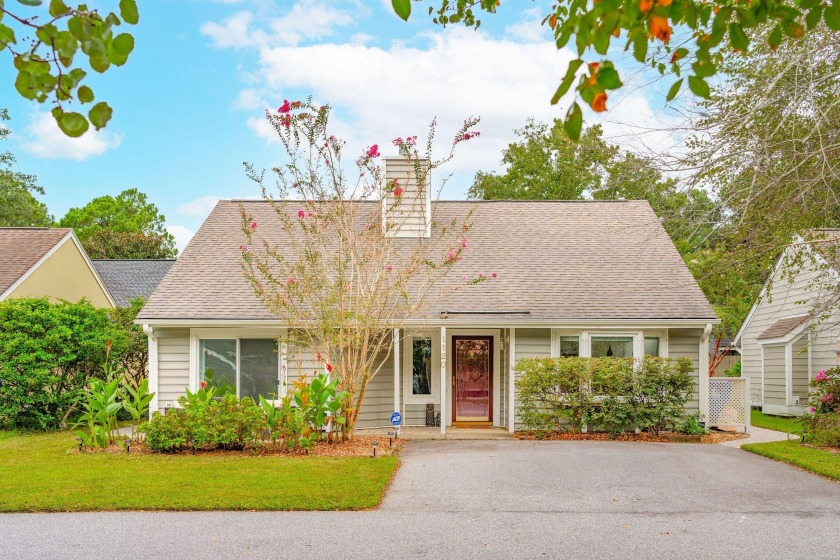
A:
719;425;797;448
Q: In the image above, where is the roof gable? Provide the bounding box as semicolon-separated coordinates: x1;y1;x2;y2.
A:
138;200;716;323
0;228;72;296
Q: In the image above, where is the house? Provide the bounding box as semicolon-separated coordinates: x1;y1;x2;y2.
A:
138;158;720;431
734;231;840;416
0;228;115;308
92;259;175;307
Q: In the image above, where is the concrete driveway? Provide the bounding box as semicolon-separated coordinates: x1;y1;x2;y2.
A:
1;441;838;560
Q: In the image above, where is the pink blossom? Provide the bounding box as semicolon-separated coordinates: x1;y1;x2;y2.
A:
240;244;251;253
491;272;498;278
385;264;394;271
406;135;417;146
298;209;306;219
200;380;208;389
461;238;468;249
279;115;291;128
809;407;816;414
816;371;827;381
307;211;314;218
326;364;333;373
278;100;291;113
365;223;372;230
463;131;481;141
479;272;484;278
366;144;380;158
392;137;403;146
394;186;404;197
287;277;296;284
250;221;257;230
462;275;468;281
446;250;457;262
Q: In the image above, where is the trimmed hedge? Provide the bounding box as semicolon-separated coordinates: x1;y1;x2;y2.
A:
515;356;696;436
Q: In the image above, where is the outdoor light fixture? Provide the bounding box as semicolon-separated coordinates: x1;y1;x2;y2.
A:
387;431;396;447
370;440;379;457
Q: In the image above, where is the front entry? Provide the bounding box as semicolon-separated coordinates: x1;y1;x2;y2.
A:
452;336;493;424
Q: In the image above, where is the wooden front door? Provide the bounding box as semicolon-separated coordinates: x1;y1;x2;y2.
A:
452;336;493;423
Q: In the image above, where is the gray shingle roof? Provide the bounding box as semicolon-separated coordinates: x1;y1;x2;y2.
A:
0;228;71;295
92;260;175;307
138;200;716;322
756;315;810;340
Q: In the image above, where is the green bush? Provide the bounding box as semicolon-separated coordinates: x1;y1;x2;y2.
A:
801;369;840;448
0;298;124;430
515;356;696;436
802;413;840;448
724;361;741;377
142;374;348;453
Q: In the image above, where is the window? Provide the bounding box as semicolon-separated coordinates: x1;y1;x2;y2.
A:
644;337;660;357
412;337;432;395
199;338;279;399
591;336;634;358
559;336;580;357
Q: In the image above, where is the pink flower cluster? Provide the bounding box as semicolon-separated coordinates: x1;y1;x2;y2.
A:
392;135;417;147
366;144;380;158
462;131;481;141
815;370;829;382
240;244;251;253
297;208;314;219
250;221;257;230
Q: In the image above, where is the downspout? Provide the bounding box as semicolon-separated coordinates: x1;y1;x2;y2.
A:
143;325;159;419
699;324;712;425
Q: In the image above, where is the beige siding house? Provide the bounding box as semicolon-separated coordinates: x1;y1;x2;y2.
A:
138;158;718;431
734;232;840;416
0;228;115;308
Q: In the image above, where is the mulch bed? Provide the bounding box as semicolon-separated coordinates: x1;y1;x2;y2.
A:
81;436;405;458
515;430;749;444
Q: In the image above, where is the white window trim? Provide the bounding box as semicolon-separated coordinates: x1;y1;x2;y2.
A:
190;328;286;401
552;329;669;359
402;329;441;405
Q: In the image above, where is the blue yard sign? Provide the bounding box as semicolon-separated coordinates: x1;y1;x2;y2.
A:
390;411;402;427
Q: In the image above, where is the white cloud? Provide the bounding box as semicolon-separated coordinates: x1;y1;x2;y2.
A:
21;111;122;161
166;225;196;254
205;6;672;193
201;1;354;49
177;195;222;217
233;88;268;111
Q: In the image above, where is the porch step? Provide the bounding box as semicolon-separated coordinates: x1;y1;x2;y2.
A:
355;426;515;441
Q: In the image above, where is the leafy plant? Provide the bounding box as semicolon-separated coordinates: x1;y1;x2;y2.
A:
73;372;123;449
122;378;154;441
292;373;348;441
679;412;707;435
724;361;742;378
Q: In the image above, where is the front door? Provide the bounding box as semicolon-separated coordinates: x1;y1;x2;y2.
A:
452;336;493;423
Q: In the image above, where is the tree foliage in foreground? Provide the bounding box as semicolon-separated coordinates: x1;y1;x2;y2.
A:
391;0;840;138
0;108;51;227
59;188;177;258
0;0;139;137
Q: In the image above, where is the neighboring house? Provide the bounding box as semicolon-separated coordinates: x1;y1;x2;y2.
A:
734;230;840;416
92;259;175;307
0;227;115;308
137;158;719;431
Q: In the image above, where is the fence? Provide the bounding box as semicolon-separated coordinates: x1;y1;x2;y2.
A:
707;377;750;432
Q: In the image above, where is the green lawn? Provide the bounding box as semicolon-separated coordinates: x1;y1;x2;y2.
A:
751;409;803;434
0;430;398;512
743;440;840;481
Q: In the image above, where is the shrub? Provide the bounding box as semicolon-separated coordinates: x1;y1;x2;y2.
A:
801;368;840;448
515;356;695;436
0;298;124;430
801;413;840;448
724;361;741;377
678;412;707;435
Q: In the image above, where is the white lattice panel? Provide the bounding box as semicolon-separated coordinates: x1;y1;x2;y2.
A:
708;378;748;428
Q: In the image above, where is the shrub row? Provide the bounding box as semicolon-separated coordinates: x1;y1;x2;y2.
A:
515;356;698;437
143;373;347;453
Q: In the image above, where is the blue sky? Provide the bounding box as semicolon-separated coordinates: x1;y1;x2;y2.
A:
3;0;679;252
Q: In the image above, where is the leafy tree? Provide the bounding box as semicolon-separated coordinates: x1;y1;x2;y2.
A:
110;297;148;389
0;1;139;137
683;26;840;362
0;108;51;227
468;122;615;200
242;101;487;435
59;188;177;258
83;230;175;259
391;0;840;138
0;298;124;430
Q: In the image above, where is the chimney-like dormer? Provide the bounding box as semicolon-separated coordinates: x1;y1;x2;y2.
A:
381;155;431;238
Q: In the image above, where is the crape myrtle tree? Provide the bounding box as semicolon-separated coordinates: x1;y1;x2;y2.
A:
0;0;140;137
240;100;491;435
390;0;840;138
